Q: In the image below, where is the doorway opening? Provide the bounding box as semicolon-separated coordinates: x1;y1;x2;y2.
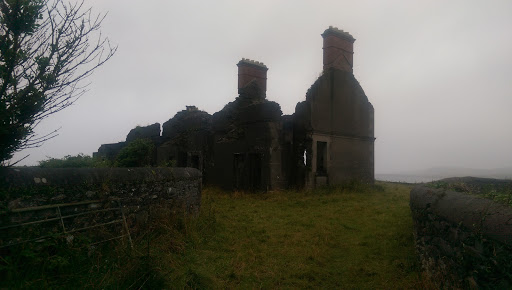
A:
316;141;327;176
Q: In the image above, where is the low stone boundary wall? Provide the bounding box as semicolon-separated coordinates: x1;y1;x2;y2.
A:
0;167;201;248
410;179;512;288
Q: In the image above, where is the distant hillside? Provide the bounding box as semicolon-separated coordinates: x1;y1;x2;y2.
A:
399;167;512;180
376;167;512;183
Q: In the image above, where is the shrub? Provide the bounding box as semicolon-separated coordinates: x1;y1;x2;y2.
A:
38;154;95;168
115;139;154;167
36;138;156;169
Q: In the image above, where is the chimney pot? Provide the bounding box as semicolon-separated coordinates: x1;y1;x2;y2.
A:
237;58;268;97
322;26;355;72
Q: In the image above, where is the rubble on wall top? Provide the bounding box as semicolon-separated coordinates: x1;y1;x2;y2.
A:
238;58;268;69
323;26;355;41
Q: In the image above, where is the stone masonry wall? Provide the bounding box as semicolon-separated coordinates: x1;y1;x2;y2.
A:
410;183;512;288
0;167;201;247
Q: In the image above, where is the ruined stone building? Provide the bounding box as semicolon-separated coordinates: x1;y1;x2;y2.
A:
94;27;375;190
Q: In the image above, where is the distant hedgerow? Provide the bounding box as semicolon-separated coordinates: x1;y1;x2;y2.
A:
38;154;95;168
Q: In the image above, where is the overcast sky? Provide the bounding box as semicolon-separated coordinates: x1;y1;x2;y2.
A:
12;0;512;174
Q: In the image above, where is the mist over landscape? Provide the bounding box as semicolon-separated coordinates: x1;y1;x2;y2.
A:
8;0;512;178
377;166;512;183
3;1;512;287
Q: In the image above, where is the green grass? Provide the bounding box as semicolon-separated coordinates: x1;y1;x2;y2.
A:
157;182;422;288
429;180;512;207
1;182;424;288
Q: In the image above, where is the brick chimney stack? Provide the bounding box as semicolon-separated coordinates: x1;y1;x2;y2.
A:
322;26;356;72
237;58;268;96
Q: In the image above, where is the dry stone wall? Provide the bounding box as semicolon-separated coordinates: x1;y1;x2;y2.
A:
410;179;512;288
0;167;201;247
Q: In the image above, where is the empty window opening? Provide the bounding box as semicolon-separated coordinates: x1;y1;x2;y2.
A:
233;153;245;190
316;141;327;175
233;153;262;191
190;155;200;170
177;152;187;167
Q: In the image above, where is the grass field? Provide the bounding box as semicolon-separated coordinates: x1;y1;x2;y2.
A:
2;182;424;289
153;182;423;289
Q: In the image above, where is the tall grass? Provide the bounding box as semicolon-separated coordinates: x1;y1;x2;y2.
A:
1;182;423;288
156;182;422;288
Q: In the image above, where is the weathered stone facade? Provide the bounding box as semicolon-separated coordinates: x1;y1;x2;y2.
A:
210;80;284;191
158;106;212;180
94;27;375;190
293;68;374;188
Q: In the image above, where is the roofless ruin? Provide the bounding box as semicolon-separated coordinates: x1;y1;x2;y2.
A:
94;27;375;190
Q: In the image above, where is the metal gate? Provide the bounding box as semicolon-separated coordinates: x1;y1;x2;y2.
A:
0;199;133;249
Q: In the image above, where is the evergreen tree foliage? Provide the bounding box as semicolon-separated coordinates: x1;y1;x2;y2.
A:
0;0;116;165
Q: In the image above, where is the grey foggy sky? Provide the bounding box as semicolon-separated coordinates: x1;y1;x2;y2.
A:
12;0;512;174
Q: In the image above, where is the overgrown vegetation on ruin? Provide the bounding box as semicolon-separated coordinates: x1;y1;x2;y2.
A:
1;182;424;288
